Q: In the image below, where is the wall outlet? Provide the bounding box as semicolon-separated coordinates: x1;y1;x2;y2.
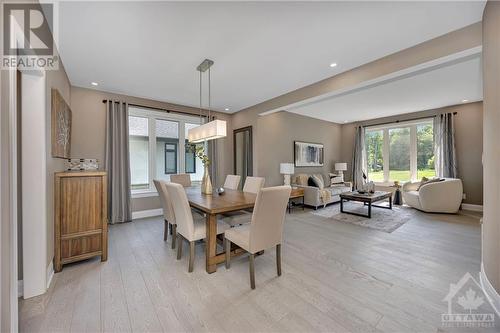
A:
462;193;466;200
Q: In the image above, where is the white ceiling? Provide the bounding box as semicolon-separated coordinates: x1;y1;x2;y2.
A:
286;55;483;123
57;1;485;114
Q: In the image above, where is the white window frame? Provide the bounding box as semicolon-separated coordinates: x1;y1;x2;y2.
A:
365;118;434;185
129;106;204;197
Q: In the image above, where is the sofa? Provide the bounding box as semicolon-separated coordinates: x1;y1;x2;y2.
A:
402;178;463;213
292;173;352;209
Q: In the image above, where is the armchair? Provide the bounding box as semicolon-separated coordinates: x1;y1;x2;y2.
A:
402;178;463;213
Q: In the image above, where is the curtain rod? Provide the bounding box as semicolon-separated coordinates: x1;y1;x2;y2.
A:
362;112;457;128
102;99;209;118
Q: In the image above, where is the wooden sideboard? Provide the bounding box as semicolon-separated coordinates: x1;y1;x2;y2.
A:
54;171;108;272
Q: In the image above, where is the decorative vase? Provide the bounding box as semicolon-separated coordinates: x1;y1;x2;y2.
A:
201;164;213;195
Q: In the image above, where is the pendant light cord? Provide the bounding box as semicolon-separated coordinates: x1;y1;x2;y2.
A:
208;67;211;121
199;70;202;124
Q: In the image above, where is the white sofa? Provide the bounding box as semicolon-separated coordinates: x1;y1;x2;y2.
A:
402;178;463;213
292;174;352;209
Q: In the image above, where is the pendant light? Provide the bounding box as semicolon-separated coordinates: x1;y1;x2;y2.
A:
187;59;227;143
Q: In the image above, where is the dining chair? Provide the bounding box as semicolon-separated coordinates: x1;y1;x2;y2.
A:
224;185;291;289
221;176;265;227
223;174;241;190
164;182;229;272
153;179;177;248
170;174;192;187
242;176;265;193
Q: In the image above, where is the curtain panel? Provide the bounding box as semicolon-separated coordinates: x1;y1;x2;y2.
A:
352;126;366;190
433;113;458;178
105;101;132;224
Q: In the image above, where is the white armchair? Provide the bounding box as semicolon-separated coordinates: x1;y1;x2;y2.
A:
402;178;463;213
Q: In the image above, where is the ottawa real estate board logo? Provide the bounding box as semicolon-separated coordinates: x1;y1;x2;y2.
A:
2;2;58;70
442;272;496;328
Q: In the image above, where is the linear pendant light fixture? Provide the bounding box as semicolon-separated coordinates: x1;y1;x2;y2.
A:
187;59;227;143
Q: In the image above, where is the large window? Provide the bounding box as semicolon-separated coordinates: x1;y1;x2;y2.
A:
365;119;435;183
128;107;204;193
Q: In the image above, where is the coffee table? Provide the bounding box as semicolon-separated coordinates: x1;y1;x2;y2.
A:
339;191;392;218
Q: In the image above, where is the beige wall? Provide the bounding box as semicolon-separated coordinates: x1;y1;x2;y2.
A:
482;1;500;292
340;102;483;205
256;112;342;186
69;86;233;212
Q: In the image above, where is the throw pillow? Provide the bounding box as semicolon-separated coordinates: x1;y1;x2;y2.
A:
310;174;324;189
417;177;444;191
295;174;309;186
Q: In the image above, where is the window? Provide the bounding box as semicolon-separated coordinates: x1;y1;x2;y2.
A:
129;116;149;190
389;127;411;182
128;107;204;193
184;123;205;181
417;123;436;179
365;119;434;183
156;119;179;177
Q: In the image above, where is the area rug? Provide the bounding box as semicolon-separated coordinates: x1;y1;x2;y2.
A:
311;202;414;233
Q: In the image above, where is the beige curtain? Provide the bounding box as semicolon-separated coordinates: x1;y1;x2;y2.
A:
105;101;132;224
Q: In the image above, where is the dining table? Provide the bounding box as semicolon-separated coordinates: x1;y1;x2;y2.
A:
184;187;257;273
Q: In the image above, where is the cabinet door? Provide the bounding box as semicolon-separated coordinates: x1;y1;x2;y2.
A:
60;176;103;235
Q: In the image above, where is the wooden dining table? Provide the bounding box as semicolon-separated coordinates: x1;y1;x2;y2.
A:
184;187;257;273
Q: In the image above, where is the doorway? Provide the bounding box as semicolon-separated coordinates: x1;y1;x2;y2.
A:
233;126;253;189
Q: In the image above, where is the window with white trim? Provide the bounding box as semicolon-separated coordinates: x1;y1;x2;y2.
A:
365;119;435;184
128;107;205;193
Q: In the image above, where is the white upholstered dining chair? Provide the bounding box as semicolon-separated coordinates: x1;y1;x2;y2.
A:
221;176;265;227
165;182;229;272
242;176;265;194
223;175;241;190
224;185;291;289
153;179;177;248
170;174;192;187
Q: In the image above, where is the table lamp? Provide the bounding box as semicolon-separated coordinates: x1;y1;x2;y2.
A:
335;162;347;182
280;163;295;186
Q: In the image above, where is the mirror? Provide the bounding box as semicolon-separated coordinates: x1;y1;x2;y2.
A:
233;126;253;189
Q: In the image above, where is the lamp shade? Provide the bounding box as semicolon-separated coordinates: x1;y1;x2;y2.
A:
335;162;347;171
280;163;294;175
187;119;227;143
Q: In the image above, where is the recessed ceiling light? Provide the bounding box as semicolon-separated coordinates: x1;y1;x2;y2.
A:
329;63;337;68
461;99;469;103
91;82;98;86
224;108;230;111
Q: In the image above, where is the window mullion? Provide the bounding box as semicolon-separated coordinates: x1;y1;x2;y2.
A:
179;121;185;174
383;128;390;183
410;125;417;181
149;117;156;190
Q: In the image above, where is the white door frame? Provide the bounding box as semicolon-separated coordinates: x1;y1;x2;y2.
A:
20;70;48;299
0;66;19;333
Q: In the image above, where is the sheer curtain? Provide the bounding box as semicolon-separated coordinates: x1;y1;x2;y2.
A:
433;113;457;178
351;126;366;190
105;101;132;224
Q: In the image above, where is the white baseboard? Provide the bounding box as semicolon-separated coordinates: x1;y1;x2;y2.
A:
480;263;500;317
46;261;54;290
18;280;23;298
461;203;483;212
132;208;163;220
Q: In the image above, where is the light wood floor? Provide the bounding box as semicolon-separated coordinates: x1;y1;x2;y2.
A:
20;206;498;332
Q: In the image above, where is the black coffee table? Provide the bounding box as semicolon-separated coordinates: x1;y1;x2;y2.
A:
339;191;392;218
